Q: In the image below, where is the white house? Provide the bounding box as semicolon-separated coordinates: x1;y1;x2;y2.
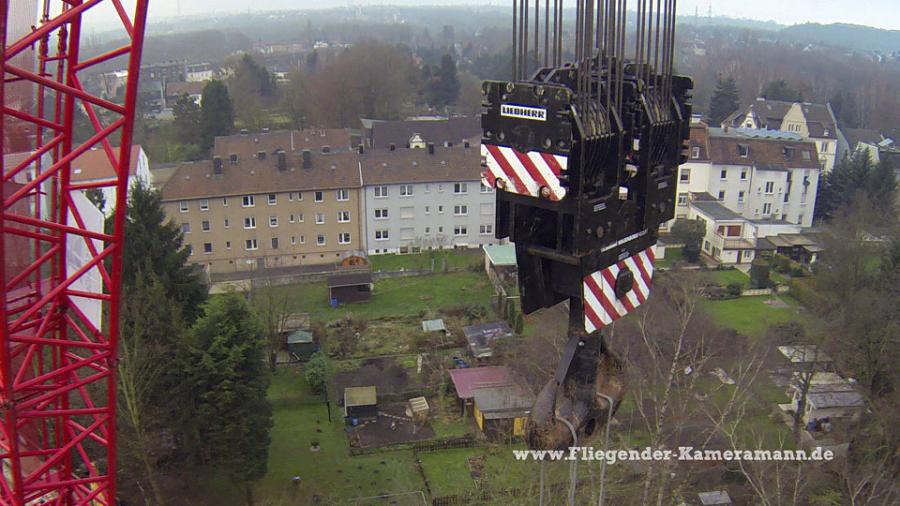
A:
70;145;150;216
723;98;840;172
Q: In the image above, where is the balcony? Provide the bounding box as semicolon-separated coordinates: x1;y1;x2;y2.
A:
711;232;755;251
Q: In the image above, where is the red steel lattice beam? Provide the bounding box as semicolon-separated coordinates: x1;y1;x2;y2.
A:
1;1;149;504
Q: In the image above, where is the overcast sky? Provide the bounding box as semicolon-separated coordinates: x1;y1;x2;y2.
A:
127;1;899;31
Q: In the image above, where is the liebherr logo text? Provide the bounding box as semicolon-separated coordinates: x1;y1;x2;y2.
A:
501;104;547;121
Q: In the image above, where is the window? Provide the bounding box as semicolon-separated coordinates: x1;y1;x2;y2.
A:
717;191;725;201
267;193;277;205
199;199;209;211
374;186;388;198
315;213;325;224
438;184;444;192
438;226;444;233
764;181;775;194
738;191;745;203
316;234;326;246
222;197;229;207
181;223;190;234
454;226;468;236
290;236;297;245
480;203;494;215
297;213;304;223
299;235;305;244
242;195;255;207
296;192;303;201
438;205;444;214
400;184;413;196
338;232;351;244
314;191;323;202
425;206;431;214
425;227;431;234
289;214;295;223
680;168;691;183
480;182;493;193
375;230;389;241
336;189;349;201
677;193;688;205
374;209;389;220
288;192;294;201
337;211;350;223
802;151;811;160
820;142;829;153
400;227;415;240
187;245;193;256
269;215;278;227
225;241;231;250
454;183;468;194
203;243;213;254
201;220;210;232
738;144;749;158
271;237;279;249
691;146;701;159
224;218;230;228
740;169;748;180
425;184;431;193
798;213;805;223
454;205;468;216
245;239;258;250
763;203;772;215
480;224;493;235
400;207;414;219
243;217;256;229
720;169;727;180
179;201;188;213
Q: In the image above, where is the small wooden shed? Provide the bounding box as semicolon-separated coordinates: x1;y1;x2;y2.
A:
286;329;316;360
327;272;373;305
343;386;378;421
472;385;533;439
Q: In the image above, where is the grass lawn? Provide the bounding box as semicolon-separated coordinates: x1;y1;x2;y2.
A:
264;271;494;324
656;247;684;269
370;250;483;272
701;269;750;288
702;295;816;336
252;366;426;504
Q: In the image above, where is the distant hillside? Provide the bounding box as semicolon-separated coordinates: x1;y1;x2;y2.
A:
85;29;253;69
782;23;900;52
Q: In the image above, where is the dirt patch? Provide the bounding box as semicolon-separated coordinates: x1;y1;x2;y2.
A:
347;402;436;448
333;357;426;397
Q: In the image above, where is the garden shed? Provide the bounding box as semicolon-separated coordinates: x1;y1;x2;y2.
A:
448;366;515;417
327;272;373;305
285;329;316;360
472;385;534;438
343;386;378;421
463;321;514;360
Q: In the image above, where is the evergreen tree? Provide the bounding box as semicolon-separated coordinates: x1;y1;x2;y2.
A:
119;182;207;321
179;293;273;505
429;53;460;108
815;151;897;222
200;80;234;151
761;79;803;102
708;75;740;125
172;93;202;148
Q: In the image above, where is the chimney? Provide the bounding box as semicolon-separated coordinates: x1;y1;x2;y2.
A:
321;145;331;154
213;156;223;175
302;149;312;169
389;143;396;151
427;143;435;155
277;150;287;171
358;144;364;154
257;150;267;160
463;140;470;149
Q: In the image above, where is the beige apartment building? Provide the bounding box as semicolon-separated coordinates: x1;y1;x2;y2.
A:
160;148;364;274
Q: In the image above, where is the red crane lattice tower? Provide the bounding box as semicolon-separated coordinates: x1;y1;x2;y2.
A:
1;1;148;504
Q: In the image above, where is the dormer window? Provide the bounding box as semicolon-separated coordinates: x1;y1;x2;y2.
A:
783;146;795;159
738;144;749;158
229;153;238;165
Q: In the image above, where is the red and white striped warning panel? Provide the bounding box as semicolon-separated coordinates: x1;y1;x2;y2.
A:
481;143;568;201
582;246;657;333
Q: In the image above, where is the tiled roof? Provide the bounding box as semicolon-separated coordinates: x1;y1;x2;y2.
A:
212;128;352;160
70;145;143;182
707;129;820;169
843;128;883;148
360;145;481;185
367;117;481;150
159;149;361;201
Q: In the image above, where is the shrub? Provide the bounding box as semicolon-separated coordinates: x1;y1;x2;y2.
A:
749;258;771;289
771;254;792;273
305;352;328;394
726;282;743;297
